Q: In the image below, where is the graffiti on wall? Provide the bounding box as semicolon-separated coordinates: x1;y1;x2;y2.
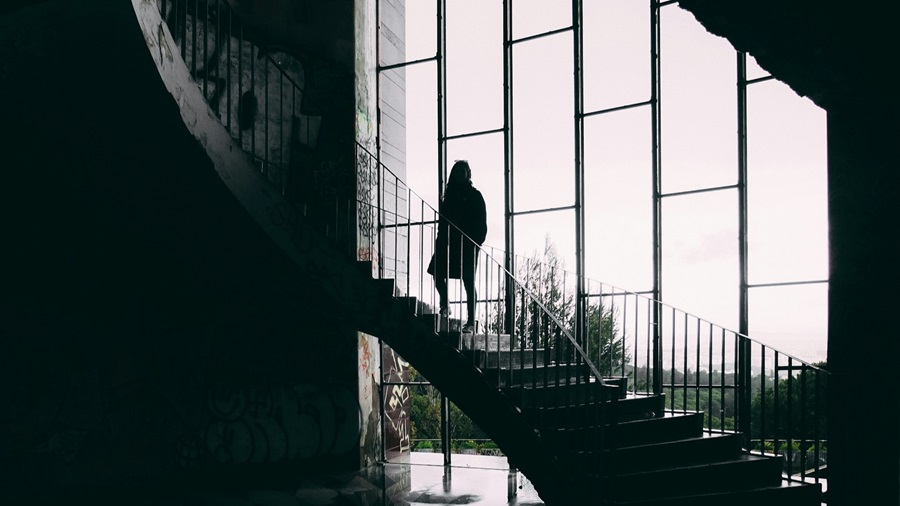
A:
199;383;361;466
382;344;410;457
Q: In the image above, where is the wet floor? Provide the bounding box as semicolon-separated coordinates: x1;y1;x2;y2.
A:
159;453;545;505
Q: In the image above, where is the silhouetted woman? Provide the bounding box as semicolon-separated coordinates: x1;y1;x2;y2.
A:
427;160;487;333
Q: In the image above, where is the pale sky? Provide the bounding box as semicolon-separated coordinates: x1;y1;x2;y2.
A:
392;1;828;363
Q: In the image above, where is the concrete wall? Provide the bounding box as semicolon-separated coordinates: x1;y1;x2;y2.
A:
0;0;379;497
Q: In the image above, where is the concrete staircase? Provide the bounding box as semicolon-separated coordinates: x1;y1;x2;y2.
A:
435;325;823;505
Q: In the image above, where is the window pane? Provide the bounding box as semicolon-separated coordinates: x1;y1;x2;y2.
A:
404;63;439;208
748;80;828;283
513;209;576;279
584;0;651;112
380;0;435;67
447;0;503;135
512;0;571;40
584;107;653;291
660;7;737;194
380;66;407;178
512;35;574;212
662;190;739;330
447;133;505;250
749;284;828;364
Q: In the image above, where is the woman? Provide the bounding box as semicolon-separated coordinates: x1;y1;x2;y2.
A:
427;160;487;333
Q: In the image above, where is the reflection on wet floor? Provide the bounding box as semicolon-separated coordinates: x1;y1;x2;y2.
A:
161;453;545;505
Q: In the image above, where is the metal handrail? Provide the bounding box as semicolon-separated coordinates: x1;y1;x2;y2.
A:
355;143;608;384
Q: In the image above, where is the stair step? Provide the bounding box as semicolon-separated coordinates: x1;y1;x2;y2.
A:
372;278;396;297
418;313;463;333
567;432;744;474
613;432;744;473
502;379;634;408
482;363;592;388
462;348;550;368
526;394;665;427
396;296;420;313
543;411;706;451
612;411;706;448
610;453;785;502
614;480;822;506
464;332;514;351
603;375;628;398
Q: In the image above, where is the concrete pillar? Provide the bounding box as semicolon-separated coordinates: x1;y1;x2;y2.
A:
826;106;900;505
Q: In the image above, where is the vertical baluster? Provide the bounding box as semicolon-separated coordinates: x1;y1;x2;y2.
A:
773;353;780;461
646;297;652;395
202;0;208;97
237;23;243;144
226;4;232;132
800;363;808;482
695;317;701;415
279;71;284;192
707;323;714;429
733;331;739;429
683;313;688;413
670;306;675;411
214;0;220;117
621;291;628;379
719;328;725;432
787;357;794;476
192;0;197;76
264;57;269;176
250;44;256;164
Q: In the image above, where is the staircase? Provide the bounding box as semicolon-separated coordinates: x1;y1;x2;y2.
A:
410;316;822;505
130;1;826;504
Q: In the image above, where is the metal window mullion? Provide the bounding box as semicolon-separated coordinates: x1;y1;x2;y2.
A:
650;0;663;396
503;0;516;337
737;52;753;445
436;0;451;468
573;0;586;357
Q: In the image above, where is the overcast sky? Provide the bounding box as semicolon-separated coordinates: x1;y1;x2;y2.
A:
391;1;828;362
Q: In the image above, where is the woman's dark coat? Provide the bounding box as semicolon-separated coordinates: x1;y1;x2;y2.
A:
427;184;487;280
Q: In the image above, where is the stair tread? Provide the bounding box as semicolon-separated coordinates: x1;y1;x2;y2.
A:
528;393;662;409
616;431;741;452
614;480;822;506
614;450;778;477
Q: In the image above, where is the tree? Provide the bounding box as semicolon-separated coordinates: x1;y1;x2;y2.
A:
585;300;631;377
749;362;827;441
503;235;631;377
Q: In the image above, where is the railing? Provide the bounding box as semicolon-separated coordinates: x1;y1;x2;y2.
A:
357;142;615;477
495;258;829;486
154;0;825;488
157;0;315;194
155;0;614;482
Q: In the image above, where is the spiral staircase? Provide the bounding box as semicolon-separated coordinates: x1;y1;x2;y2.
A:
135;2;825;504
1;1;825;504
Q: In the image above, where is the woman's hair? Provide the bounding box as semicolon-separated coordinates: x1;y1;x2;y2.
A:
445;160;472;197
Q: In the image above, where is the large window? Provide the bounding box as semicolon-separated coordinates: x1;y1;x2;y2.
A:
377;0;828;462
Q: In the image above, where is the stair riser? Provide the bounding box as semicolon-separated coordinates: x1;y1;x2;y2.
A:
609;457;785;501
612;412;706;448
565;434;744;474
485;365;592;389
543;412;707;452
465;350;549;368
464;333;513;351
504;382;608;407
611;434;744;473
608;482;822;506
527;395;664;428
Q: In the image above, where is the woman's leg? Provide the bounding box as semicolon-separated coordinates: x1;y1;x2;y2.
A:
463;274;476;327
434;274;449;315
